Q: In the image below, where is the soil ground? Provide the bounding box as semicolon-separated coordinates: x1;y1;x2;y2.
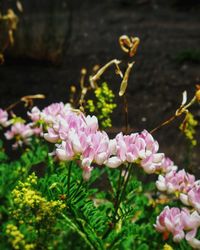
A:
0;0;200;174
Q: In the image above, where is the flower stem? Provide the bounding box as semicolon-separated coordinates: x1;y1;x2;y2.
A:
117;164;132;210
67;161;72;199
102;164;132;240
114;167;123;209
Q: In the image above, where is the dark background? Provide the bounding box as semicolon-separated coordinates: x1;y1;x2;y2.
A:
0;0;200;174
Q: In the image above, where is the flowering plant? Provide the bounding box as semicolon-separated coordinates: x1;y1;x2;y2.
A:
0;36;200;250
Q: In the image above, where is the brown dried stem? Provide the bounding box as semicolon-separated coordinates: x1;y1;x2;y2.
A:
5;94;45;111
150;94;197;134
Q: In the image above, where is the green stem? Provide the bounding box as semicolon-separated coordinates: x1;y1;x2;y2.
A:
67;161;72;199
114;164;131;219
102;164;132;240
114;167;123;209
117;164;132;210
102;168;123;240
61;213;95;250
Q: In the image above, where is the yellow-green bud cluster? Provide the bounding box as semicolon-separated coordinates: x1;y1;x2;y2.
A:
179;112;198;146
163;243;174;250
11;116;26;125
11;173;66;224
86;82;117;128
6;224;35;250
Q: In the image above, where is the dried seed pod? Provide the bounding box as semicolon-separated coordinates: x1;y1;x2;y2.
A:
119;62;134;96
119;35;140;57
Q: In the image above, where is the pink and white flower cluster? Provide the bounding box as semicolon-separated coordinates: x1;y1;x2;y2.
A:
1;103;70;148
5;122;34;148
1;106;42;148
156;168;200;214
155;206;200;249
28;102;72;126
155;161;200;248
35;103;178;180
156;169;195;195
2;102;177;179
105;131;162;173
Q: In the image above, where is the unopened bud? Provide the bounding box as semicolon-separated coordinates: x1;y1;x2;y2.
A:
81;68;87;75
93;64;100;72
70;85;76;93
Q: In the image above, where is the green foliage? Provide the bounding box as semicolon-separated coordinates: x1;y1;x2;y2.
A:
0;139;48;221
0;138;176;250
104;167;164;250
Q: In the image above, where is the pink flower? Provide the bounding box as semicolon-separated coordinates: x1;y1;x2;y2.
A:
54;129;86;158
81;131;110;167
44;127;60;143
82;166;93;181
27;106;41;122
156;157;177;174
106;130;163;173
156;170;195;195
187;238;200;249
56;141;75;161
141;153;164;174
60;112;83;132
139;129;159;155
84;115;99;134
155;206;200;247
187;186;200;213
32;126;43;136
41;102;66;124
43;102;65;116
181;208;200;233
5;122;33;147
68;129;84;154
0;108;9;127
105;132;137;168
106;156;123;168
155;206;185;242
